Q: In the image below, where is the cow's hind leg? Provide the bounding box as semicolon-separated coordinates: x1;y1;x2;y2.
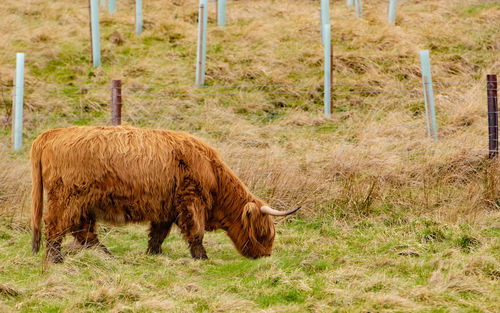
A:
44;198;69;263
147;220;174;255
44;217;65;263
72;218;111;256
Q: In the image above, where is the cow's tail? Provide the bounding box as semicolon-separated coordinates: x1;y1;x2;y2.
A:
30;139;44;254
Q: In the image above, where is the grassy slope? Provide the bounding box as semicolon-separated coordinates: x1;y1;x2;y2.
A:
1;0;500;311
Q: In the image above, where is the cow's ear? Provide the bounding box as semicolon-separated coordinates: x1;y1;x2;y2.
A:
243;202;258;219
242;203;259;243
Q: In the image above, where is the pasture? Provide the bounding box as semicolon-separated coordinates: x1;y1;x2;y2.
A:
1;0;499;311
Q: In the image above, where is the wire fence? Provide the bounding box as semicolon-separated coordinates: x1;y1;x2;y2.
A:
0;78;496;156
0;80;487;114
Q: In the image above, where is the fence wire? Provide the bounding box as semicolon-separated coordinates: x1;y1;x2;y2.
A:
0;80;494;150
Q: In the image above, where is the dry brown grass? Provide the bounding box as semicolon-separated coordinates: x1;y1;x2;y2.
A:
0;0;499;311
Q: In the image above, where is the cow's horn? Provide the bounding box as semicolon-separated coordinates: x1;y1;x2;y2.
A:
260;206;301;216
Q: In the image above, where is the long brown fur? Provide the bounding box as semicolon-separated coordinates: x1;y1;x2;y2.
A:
30;126;276;262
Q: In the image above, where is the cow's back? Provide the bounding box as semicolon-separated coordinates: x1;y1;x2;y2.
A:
34;126;218;223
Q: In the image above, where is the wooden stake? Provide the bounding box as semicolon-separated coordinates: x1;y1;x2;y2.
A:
488;74;498;158
111;80;122;126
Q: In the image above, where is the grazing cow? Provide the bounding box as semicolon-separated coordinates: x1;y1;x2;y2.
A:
30;126;300;263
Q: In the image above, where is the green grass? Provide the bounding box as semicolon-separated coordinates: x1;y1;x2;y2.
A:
0;214;499;312
460;3;499;16
1;0;500;311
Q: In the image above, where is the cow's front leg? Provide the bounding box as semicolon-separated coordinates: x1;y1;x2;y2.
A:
147;220;174;255
187;233;207;260
176;201;208;260
174;176;209;260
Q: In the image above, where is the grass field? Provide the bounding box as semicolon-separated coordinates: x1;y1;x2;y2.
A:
1;0;500;311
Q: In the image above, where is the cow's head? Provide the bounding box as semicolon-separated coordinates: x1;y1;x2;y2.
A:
229;202;301;259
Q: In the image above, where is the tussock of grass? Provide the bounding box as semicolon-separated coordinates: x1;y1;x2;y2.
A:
1;0;500;311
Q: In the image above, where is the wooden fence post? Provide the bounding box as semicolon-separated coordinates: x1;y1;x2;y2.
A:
420;50;437;141
111;80;122;126
196;0;208;86
90;0;101;67
487;74;498;158
319;9;323;43
11;64;16;146
13;53;24;151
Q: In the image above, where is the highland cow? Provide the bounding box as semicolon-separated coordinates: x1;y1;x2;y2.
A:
30;126;299;263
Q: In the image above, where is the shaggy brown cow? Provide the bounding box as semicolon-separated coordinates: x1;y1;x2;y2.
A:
31;126;299;263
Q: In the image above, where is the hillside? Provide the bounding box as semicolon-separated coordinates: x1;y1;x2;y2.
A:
0;0;500;311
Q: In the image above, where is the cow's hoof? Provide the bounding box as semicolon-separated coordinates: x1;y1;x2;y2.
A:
190;245;208;260
103;251;114;259
47;253;64;264
191;254;208;260
100;245;113;256
146;247;162;255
